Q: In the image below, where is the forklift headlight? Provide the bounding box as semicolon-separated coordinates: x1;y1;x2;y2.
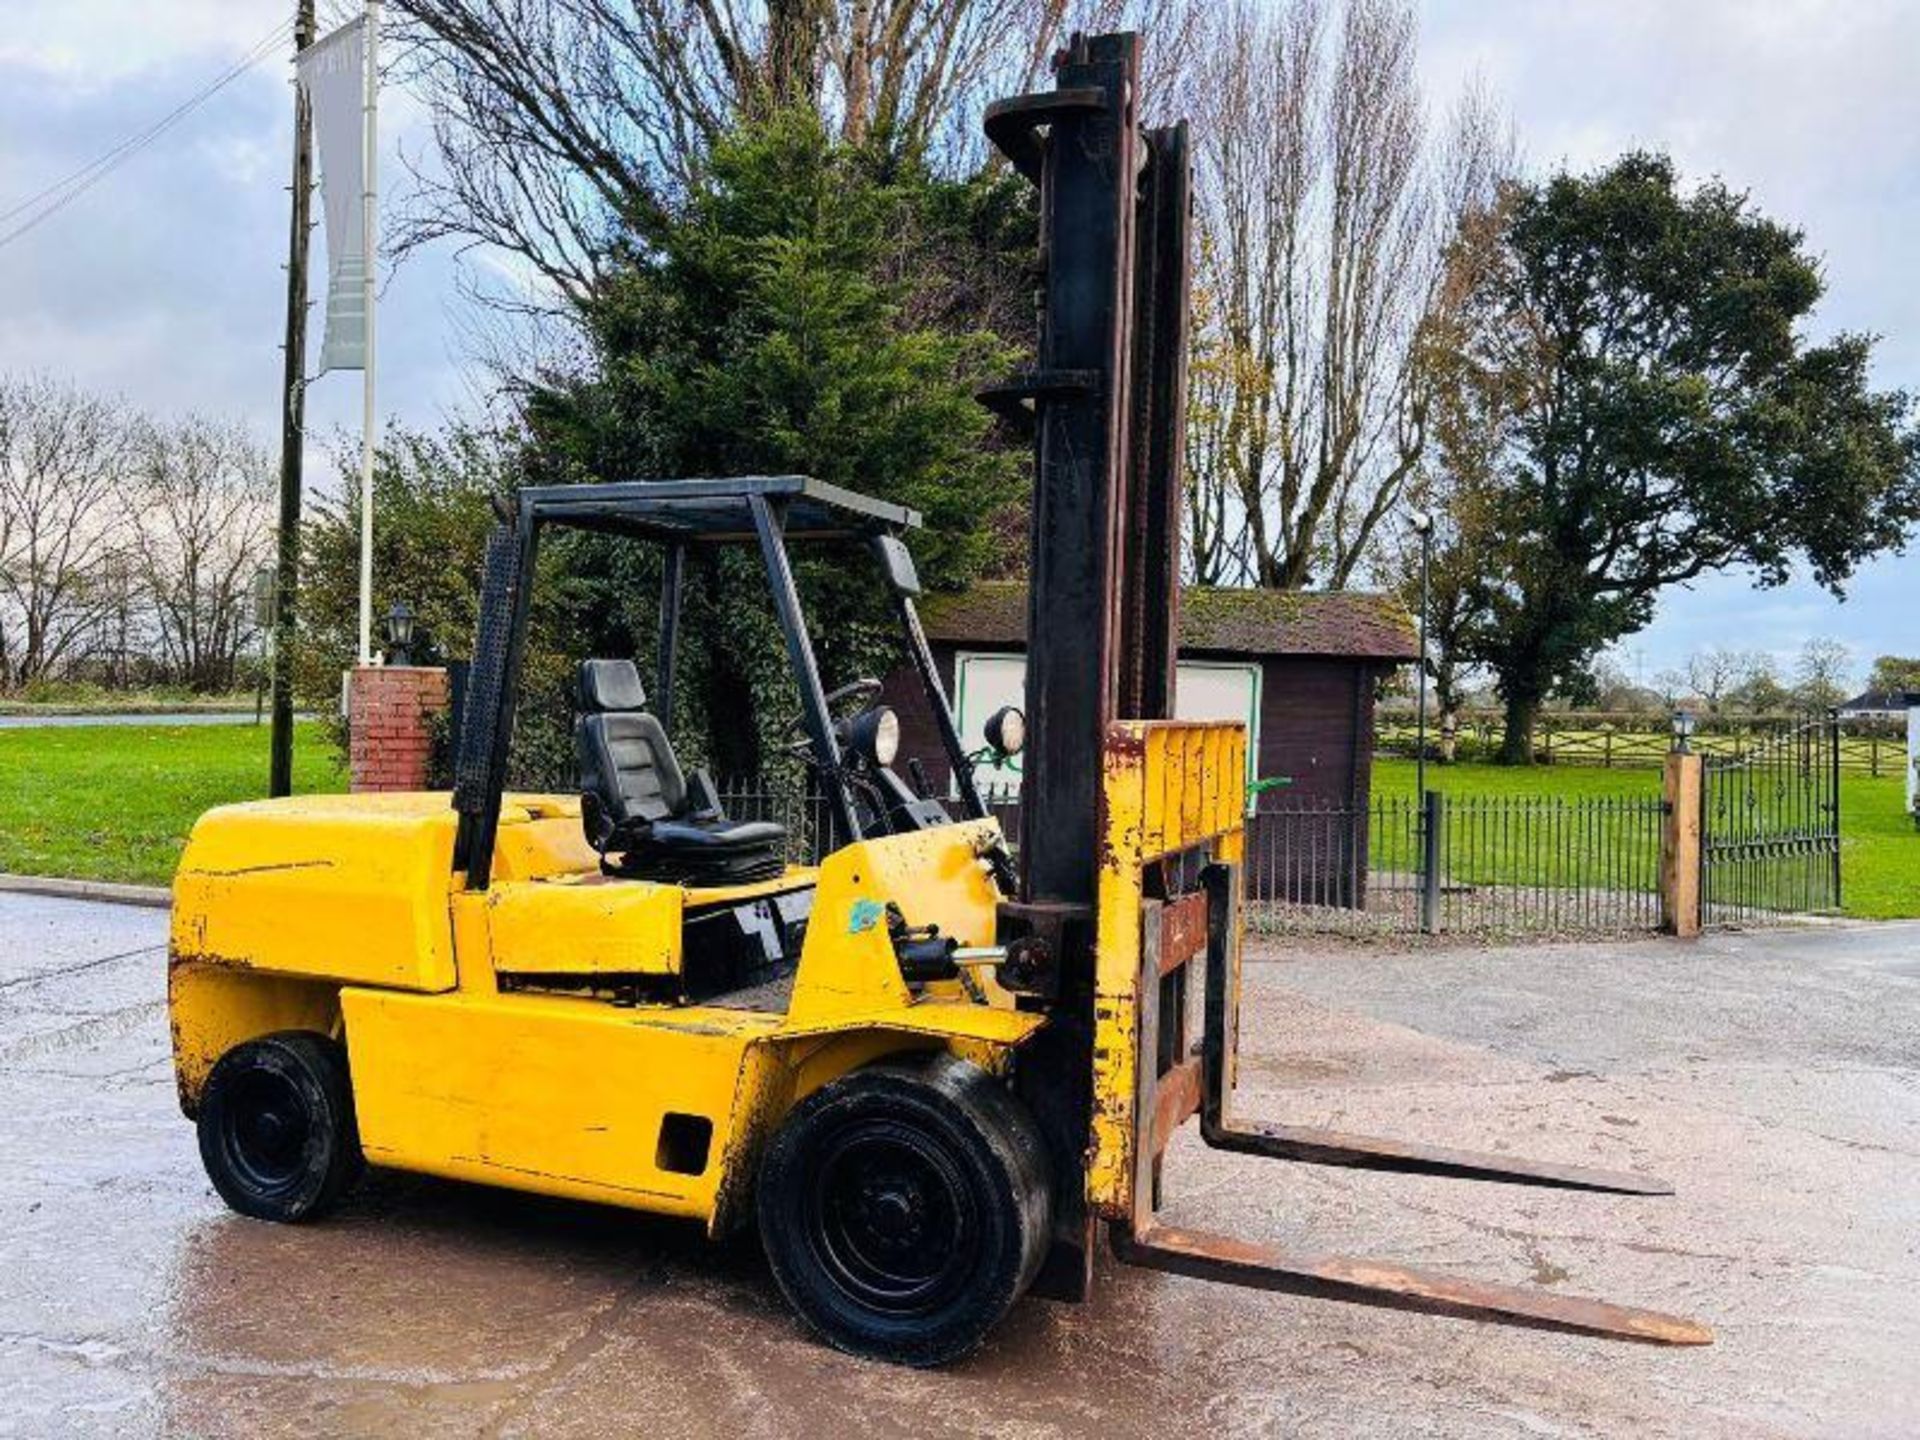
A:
985;705;1025;757
849;706;901;767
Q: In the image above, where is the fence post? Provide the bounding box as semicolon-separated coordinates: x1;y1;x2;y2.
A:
1660;752;1703;937
1420;789;1444;934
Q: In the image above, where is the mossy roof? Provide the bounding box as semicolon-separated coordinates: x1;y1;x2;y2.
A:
918;580;1418;660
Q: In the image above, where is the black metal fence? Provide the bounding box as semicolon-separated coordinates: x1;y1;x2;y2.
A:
1241;792;1668;937
714;777;1669;939
1700;716;1842;925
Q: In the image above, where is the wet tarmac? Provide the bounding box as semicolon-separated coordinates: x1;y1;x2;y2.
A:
2;892;1916;1437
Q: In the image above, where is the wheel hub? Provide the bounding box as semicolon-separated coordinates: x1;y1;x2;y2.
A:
808;1121;977;1316
224;1070;313;1188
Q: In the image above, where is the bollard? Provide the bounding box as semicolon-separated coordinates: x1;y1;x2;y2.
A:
1420;789;1444;934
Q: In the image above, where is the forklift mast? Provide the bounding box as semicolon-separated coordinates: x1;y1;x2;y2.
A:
983;32;1710;1344
985;31;1186;907
980;31;1190;1298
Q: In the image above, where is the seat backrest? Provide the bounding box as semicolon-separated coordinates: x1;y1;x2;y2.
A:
574;660;688;833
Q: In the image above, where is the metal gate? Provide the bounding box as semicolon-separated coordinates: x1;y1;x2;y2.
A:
1700;714;1841;924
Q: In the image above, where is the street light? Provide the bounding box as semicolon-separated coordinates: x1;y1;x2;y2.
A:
1670;707;1697;754
384;600;417;666
1408;509;1434;800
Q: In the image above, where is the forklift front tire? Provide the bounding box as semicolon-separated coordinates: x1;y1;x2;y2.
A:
757;1054;1052;1367
197;1031;363;1223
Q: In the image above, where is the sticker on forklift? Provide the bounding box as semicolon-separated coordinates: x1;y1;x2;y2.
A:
848;898;886;933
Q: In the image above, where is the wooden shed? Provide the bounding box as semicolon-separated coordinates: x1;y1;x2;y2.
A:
881;580;1417;817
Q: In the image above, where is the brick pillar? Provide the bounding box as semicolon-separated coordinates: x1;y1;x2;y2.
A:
347;665;450;793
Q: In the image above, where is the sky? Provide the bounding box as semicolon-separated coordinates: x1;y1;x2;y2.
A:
1;1;1916;692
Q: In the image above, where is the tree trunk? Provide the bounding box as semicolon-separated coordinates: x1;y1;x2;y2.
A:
1499;688;1540;765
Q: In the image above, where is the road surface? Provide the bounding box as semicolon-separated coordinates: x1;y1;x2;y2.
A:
2;894;1915;1437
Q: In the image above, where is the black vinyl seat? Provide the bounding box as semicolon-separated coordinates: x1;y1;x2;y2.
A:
574;660;787;885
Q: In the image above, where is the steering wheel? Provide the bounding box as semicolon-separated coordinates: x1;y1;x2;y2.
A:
783;678;884;756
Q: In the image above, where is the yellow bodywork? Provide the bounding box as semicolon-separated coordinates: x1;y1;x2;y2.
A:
1088;721;1246;1220
169;793;1041;1234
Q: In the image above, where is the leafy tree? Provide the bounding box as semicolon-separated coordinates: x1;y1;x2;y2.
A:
526;111;1027;773
1725;655;1791;714
1867;655;1920;696
1434;154;1920;762
297;425;595;783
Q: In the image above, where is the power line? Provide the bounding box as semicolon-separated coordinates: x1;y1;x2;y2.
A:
0;16;293;228
0;17;296;252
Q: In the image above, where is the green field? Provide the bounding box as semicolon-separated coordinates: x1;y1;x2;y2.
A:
1371;757;1916;920
0;723;1909;919
0;722;345;886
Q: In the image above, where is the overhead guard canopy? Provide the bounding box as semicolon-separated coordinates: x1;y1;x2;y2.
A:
515;475;921;544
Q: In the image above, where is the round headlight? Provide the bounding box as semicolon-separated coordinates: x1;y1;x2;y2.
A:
985;705;1025;757
849;706;900;767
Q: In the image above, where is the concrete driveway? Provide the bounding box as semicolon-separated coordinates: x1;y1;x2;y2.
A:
2;893;1915;1438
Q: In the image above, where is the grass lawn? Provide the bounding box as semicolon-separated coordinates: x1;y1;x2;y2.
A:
1371;757;1916;920
0;721;345;887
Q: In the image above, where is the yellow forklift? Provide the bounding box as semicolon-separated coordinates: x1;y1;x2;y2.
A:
168;31;1708;1364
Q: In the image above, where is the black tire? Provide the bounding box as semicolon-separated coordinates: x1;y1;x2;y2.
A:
197;1031;363;1223
757;1053;1052;1367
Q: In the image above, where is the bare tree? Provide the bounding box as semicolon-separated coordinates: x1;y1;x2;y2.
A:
126;417;276;692
0;376;132;689
388;0;1197;314
1684;646;1754;714
1793;637;1854;711
1184;0;1505;590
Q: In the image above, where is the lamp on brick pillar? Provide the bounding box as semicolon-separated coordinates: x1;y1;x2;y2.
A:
384;600;417;666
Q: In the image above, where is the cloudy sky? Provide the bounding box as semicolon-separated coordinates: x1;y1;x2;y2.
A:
3;1;1916;690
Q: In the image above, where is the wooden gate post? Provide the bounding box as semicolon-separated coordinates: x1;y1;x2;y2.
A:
1661;753;1703;937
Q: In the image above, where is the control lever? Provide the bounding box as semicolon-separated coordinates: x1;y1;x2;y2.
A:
907;757;934;799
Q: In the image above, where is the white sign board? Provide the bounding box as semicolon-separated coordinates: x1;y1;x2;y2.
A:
951;651;1263;804
1908;700;1918;816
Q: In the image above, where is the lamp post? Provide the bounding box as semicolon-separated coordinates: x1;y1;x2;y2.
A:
1409;509;1434;799
383;600;416;666
1670;707;1696;755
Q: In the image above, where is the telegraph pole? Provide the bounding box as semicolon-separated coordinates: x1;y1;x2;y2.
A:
269;0;317;798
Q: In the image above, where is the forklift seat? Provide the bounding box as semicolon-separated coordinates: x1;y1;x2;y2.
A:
574;660;787;885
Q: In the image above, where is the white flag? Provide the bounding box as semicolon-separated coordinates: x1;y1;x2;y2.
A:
296;18;370;374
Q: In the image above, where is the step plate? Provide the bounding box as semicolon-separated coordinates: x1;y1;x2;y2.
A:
1112;1221;1712;1346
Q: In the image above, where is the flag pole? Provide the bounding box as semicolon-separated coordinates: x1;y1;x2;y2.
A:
356;0;380;663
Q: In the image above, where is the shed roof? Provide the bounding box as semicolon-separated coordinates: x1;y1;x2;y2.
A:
1838;690;1914;713
918;580;1418;661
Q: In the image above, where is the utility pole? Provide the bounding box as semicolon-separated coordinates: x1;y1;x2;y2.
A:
269;0;317;798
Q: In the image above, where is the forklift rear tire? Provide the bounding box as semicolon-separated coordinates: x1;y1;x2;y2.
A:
197;1031;363;1223
757;1053;1052;1367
